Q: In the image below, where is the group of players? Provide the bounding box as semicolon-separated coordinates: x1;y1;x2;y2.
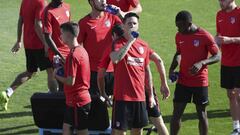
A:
0;0;240;135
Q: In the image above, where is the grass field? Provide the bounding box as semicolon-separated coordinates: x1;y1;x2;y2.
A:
0;0;236;135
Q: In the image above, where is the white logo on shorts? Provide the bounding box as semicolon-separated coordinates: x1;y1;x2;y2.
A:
116;121;120;127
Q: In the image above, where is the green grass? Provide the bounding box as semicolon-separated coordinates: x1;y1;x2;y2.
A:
0;0;234;134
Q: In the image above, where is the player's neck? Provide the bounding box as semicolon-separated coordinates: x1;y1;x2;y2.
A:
68;39;79;49
90;10;104;19
225;3;237;12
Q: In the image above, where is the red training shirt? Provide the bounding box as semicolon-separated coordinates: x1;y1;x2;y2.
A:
113;38;150;101
42;2;70;60
20;0;46;49
216;7;240;67
176;28;218;87
107;0;139;12
78;12;121;72
64;46;91;107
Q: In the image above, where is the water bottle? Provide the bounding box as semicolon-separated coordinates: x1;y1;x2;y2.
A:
169;72;179;83
105;5;118;15
53;55;64;76
131;31;139;38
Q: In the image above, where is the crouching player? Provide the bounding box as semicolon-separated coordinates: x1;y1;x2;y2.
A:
54;22;91;135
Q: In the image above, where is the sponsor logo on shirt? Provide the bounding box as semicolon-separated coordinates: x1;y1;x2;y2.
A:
127;56;144;66
90;25;97;29
138;46;144;54
105;19;111;27
179;41;184;44
218;19;223;23
193;39;200;47
230;16;236;24
66;10;70;18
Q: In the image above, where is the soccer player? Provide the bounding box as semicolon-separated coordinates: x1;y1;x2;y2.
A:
78;0;121;97
110;12;154;135
42;0;71;90
169;11;220;135
54;22;91;135
98;24;170;135
215;0;240;134
0;0;57;111
107;0;142;18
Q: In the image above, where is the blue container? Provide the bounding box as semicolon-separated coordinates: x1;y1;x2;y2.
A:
131;31;139;38
169;72;179;83
105;5;118;15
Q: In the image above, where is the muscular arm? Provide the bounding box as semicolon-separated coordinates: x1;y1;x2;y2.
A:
169;51;180;75
11;16;23;53
34;19;48;49
44;33;64;60
55;74;75;86
190;49;220;75
150;52;170;99
110;38;136;64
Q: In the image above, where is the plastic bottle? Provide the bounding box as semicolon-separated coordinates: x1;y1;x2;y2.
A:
105;5;119;15
131;31;139;38
53;55;64;76
169;72;179;83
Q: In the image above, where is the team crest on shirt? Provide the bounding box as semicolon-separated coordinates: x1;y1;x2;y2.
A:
105;19;111;27
230;17;236;24
66;10;70;18
138;46;145;54
193;39;200;47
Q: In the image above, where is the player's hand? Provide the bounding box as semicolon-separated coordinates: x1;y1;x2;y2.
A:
189;61;204;75
148;95;156;108
160;84;170;100
11;42;22;54
100;92;112;107
215;35;233;45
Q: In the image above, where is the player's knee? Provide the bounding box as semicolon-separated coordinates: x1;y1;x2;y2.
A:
227;90;239;100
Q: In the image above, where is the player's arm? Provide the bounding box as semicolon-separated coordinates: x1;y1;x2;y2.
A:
12;16;23;53
54;71;75;86
44;33;64;60
150;52;170;99
35;19;48;54
190;48;220;75
169;51;180;78
145;64;156;108
110;38;136;64
215;34;240;45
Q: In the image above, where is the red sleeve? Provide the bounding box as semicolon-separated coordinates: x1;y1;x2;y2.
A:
42;9;52;34
205;32;219;55
128;0;139;7
35;0;45;20
19;1;24;16
77;19;86;43
67;55;78;77
175;34;181;53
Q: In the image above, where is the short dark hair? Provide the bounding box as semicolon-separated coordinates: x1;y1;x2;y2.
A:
112;24;124;37
123;12;139;23
175;10;192;23
60;22;79;37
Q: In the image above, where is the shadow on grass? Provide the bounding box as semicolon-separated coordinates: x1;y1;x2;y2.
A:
0;129;38;135
0;124;35;132
162;109;230;123
0;111;32;119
